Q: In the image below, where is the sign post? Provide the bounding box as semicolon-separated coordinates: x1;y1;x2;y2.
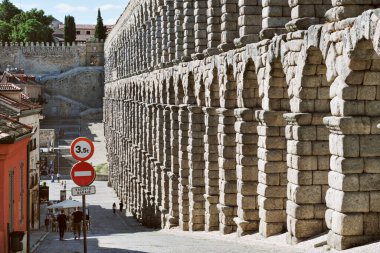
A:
70;137;95;253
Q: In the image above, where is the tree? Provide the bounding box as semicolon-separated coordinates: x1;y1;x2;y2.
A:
11;8;53;27
0;20;12;41
95;9;107;41
64;15;76;43
11;19;52;42
0;0;21;23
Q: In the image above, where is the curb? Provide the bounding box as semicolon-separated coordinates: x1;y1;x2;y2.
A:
30;232;49;253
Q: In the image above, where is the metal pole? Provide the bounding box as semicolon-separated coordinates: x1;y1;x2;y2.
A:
82;195;87;253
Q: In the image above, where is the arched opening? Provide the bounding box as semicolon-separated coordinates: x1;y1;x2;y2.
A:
234;58;261;236
161;79;168;104
168;77;175;105
286;46;331;243
257;57;289;237
207;67;220;107
196;76;206;107
186;72;197;105
176;78;185;105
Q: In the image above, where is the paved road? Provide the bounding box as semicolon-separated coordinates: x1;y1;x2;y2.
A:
35;180;323;253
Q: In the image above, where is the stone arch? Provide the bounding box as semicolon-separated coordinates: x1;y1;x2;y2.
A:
176;78;185;105
206;67;220;107
220;65;237;109
238;58;260;108
256;54;290;237
284;45;331;244
168;77;175;105
161;79;168;104
196;75;206;107
185;72;197;105
325;39;380;250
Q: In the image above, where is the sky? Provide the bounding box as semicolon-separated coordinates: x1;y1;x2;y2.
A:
9;0;129;25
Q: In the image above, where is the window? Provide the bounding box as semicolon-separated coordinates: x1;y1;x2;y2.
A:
20;161;24;224
86;31;91;35
9;169;14;231
76;31;80;35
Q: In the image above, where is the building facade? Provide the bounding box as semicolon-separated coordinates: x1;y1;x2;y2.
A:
0;115;32;253
104;1;380;250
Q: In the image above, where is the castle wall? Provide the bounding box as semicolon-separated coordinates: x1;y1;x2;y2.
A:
0;42;104;75
104;0;380;250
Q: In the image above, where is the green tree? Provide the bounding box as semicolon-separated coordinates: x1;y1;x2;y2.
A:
11;8;53;27
11;19;52;42
0;20;12;41
95;9;106;41
0;0;21;23
64;15;76;43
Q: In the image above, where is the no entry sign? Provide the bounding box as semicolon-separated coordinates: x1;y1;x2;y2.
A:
71;162;96;187
70;137;95;161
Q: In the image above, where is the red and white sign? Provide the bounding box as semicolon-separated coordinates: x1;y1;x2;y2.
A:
70;137;94;161
71;162;96;187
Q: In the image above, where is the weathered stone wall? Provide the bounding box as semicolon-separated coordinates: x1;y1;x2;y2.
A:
0;41;104;75
104;0;380;250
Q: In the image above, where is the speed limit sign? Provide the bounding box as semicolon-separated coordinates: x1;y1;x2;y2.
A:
70;137;95;161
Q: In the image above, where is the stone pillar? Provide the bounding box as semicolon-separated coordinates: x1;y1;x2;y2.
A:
324;113;380;250
218;0;238;52
234;1;261;47
145;22;151;69
203;107;219;231
217;108;237;234
188;106;206;231
204;0;221;56
260;0;290;39
178;105;190;230
285;2;330;32
174;0;184;61
166;105;180;227
155;14;162;67
150;17;157;68
192;0;207;59
166;0;176;62
233;108;259;236
284;113;329;244
182;0;195;61
161;105;172;227
256;110;287;237
161;6;169;64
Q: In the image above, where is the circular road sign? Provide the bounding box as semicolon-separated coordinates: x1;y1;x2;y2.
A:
70;137;95;161
71;162;96;187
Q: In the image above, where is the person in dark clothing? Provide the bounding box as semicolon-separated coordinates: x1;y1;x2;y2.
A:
72;208;83;240
57;210;67;240
112;203;116;214
119;201;124;213
44;216;50;232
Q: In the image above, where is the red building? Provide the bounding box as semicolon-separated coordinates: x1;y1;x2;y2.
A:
0;114;32;253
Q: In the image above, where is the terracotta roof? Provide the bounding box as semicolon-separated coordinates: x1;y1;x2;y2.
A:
0;94;41;111
0;114;32;143
0;103;18;117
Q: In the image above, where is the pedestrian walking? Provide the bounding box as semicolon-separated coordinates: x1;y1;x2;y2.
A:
57;210;67;240
72;207;83;240
119;201;124;213
57;172;60;183
44;216;50;232
112;203;116;214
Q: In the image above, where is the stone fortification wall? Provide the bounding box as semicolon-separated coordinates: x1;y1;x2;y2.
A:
41;67;104;118
104;0;380;251
0;41;104;75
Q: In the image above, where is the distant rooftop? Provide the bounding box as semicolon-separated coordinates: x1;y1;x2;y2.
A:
0;114;32;143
